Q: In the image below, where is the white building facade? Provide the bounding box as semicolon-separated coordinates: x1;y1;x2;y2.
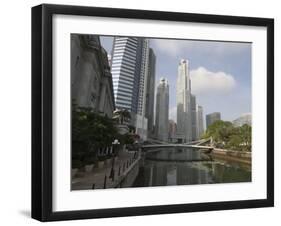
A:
155;78;169;142
110;37;151;140
191;94;198;141
176;59;192;143
233;113;252;127
196;105;204;139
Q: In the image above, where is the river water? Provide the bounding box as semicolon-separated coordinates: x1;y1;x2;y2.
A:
133;147;251;187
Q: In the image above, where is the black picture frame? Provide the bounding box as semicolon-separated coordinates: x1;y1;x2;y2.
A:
32;3;274;222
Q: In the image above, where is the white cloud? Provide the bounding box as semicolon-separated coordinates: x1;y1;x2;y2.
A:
151;39;194;57
169;106;177;121
190;67;236;95
151;39;251;58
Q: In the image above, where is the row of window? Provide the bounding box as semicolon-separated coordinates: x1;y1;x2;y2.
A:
112;55;137;64
114;45;137;55
113;78;134;87
111;59;136;68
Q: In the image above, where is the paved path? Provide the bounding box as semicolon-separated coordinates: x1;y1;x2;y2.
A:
72;150;140;190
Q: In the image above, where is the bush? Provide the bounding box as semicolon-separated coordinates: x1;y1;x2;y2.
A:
72;159;83;169
98;155;110;161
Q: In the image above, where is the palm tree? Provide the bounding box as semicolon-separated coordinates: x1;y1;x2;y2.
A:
113;109;131;124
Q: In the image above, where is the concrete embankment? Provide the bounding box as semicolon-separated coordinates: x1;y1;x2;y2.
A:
117;158;140;188
211;148;251;165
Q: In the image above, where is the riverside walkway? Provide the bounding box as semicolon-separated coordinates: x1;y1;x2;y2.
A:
72;150;140;190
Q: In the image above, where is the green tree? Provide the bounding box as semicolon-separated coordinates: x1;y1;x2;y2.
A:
72;101;118;167
203;120;234;147
239;124;252;151
202;120;251;152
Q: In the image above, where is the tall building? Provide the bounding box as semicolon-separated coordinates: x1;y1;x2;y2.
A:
155;78;169;142
71;34;115;118
191;94;198;141
110;37;153;141
233;113;252;127
145;48;156;138
111;37;146;113
168;120;177;143
176;59;192;143
137;39;150;116
206;112;221;128
196;105;204;139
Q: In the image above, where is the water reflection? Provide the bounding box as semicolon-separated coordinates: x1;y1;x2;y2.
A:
133;148;251;187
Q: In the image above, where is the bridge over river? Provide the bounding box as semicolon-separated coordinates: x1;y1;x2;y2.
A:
142;138;213;150
142;143;213;150
133;139;251;187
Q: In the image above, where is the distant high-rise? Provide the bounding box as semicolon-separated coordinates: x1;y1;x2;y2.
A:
137;39;150;116
176;59;192;143
145;48;156;138
191;94;198;141
233;113;251;127
196;105;204;138
168;120;177;143
155;78;169;141
206;112;221;128
111;37;147;113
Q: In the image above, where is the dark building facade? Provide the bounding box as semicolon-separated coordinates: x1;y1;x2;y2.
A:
145;48;156;138
206;112;221;129
71;34;115;117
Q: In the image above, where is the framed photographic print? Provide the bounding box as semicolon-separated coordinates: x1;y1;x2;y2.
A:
32;4;274;221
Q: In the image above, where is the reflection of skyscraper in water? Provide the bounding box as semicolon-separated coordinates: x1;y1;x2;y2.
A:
152;163;167;186
176;163;211;185
166;166;177;185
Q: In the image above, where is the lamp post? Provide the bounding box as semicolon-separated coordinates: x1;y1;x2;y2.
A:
112;139;120;156
134;140;139;159
110;139;120;181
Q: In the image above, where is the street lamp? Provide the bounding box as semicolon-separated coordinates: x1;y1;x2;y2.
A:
134;140;139;159
112;139;120;156
110;139;120;181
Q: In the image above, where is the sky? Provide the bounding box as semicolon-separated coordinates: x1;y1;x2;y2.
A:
100;36;251;124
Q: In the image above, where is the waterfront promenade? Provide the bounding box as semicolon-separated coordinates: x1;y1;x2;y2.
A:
72;149;140;190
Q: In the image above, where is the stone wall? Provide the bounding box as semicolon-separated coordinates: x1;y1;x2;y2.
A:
71;34;115;117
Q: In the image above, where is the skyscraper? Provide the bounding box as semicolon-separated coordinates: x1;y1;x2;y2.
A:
233;113;252;127
168;120;177;143
206;112;221;128
145;48;156;138
111;37;147;113
191;94;198;141
196;105;204;139
155;78;169;142
111;37;154;141
176;59;192;143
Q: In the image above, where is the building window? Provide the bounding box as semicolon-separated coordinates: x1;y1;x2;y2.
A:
91;93;96;106
75;56;79;67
